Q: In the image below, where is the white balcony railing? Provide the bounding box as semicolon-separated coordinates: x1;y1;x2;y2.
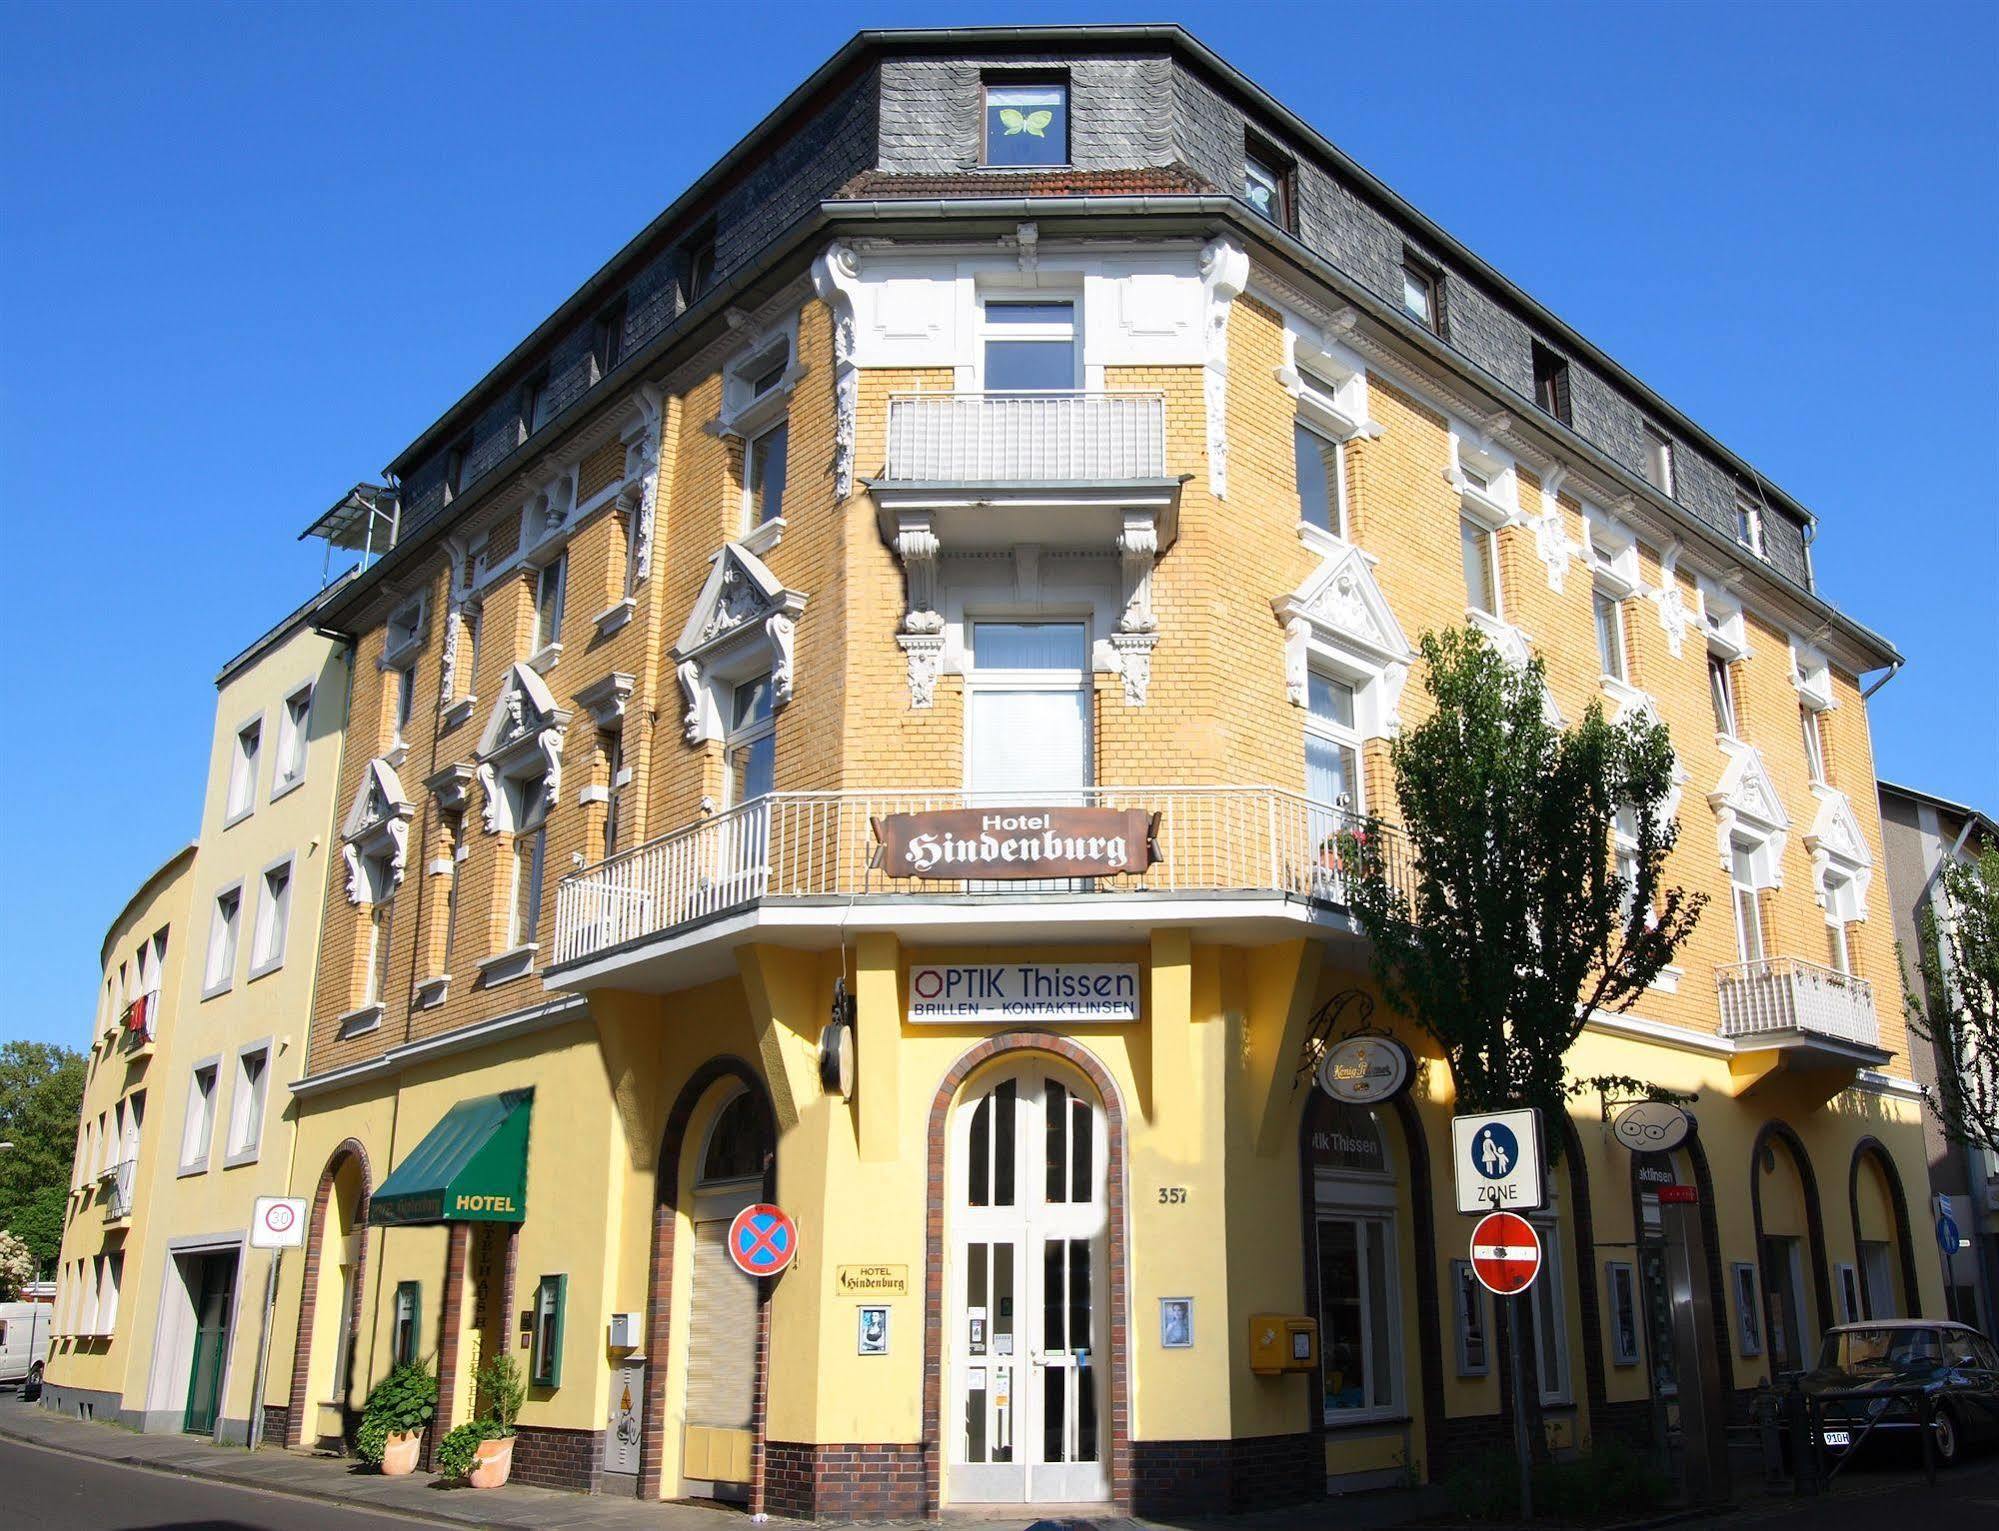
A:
553;786;1410;969
1714;957;1880;1050
884;391;1167;482
104;1159;137;1221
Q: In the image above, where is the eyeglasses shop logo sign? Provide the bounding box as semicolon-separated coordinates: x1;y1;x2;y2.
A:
873;807;1161;881
909;963;1141;1023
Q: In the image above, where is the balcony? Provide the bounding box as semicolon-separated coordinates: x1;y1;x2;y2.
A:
1716;956;1889;1093
884;391;1167;484
104;1159;137;1221
550;787;1410;990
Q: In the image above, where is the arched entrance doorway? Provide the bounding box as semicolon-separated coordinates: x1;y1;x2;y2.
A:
1849;1139;1919;1320
1749;1123;1829;1376
946;1057;1110;1505
286;1140;371;1448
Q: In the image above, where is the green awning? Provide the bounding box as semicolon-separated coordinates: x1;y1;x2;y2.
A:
371;1090;533;1227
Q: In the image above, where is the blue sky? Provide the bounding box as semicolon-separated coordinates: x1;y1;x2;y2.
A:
2;1;1994;1050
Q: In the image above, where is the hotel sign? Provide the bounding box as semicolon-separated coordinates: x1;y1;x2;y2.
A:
909;963;1141;1024
873;807;1160;881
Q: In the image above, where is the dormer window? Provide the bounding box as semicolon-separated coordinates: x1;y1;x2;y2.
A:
686;233;716;302
982;78;1068;168
443;438;470;505
1244;141;1292;229
1401;251;1442;334
1532;342;1571;425
1642;422;1676;495
520;368;556;440
593;296;627;380
1734;485;1766;557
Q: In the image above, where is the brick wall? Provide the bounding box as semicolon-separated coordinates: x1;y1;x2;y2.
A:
1130;1432;1319;1515
509;1423;606;1492
762;1441;927;1521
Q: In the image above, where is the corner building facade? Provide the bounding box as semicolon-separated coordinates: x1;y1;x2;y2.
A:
277;27;1936;1517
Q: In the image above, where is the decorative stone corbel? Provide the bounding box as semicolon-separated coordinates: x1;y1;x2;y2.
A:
899;633;945;709
574;672;636;730
767;613;797;707
1117;511;1160;638
811;241;862;499
894;511;943;635
618;387;664;584
1652;539;1691;658
1110;631;1159;706
678;657;705;745
1014;221;1039;274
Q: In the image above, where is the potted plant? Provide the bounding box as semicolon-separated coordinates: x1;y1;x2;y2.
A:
431;1355;526;1489
466;1353;524;1488
355;1361;436;1476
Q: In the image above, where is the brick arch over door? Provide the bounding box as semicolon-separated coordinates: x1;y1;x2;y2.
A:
923;1032;1132;1516
285;1138;373;1448
1748;1119;1834;1349
1848;1137;1922;1320
1297;1084;1444;1473
638;1057;777;1512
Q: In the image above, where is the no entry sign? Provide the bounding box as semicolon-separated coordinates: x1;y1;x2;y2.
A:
1469;1211;1542;1296
727;1203;799;1278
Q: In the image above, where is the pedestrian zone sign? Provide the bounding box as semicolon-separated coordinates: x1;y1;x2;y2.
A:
1450;1107;1544;1215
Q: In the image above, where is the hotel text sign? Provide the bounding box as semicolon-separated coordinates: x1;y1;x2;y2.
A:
909;963;1141;1024
873;807;1160;880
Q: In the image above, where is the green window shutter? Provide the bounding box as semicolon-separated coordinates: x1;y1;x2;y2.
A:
533;1275;567;1387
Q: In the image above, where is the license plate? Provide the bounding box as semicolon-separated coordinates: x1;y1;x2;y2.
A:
1822;1429;1850;1448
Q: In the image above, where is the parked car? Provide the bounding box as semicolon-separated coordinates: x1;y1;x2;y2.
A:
1;1302;52;1398
1800;1319;1999;1466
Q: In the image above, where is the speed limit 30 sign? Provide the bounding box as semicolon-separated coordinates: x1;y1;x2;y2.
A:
252;1195;308;1249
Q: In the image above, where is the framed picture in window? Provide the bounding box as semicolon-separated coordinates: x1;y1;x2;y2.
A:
1159;1297;1194;1349
1605;1261;1640;1366
1450;1258;1488;1377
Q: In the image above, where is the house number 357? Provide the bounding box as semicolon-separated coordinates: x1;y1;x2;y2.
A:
1157;1187;1188;1204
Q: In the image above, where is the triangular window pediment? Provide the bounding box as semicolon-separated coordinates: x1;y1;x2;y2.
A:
1708;743;1791;884
475;664;569;835
1806;788;1870;870
341;759;414;905
1273;546;1414;736
675;543;803;661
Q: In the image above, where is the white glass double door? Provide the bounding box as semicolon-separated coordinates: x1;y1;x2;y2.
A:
950;1066;1109;1505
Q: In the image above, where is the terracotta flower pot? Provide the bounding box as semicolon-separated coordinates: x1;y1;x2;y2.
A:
469;1434;514;1489
381;1429;423;1477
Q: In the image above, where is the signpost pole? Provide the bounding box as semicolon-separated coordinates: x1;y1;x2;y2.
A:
1508;1291;1533;1520
247;1248;280;1451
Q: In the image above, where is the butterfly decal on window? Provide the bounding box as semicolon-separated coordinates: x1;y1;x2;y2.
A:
998;107;1054;138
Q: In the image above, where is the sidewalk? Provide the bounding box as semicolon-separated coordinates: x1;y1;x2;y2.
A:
0;1391;1444;1530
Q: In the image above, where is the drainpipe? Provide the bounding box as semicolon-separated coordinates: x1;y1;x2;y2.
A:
1860;658;1902;700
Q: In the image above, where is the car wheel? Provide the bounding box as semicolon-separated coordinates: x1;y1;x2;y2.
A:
23;1363;43;1401
1930;1403;1960;1467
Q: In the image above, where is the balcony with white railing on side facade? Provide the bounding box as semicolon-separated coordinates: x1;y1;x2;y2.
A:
884;392;1167;483
1714;957;1883;1054
550;786;1412;980
104;1159;137;1221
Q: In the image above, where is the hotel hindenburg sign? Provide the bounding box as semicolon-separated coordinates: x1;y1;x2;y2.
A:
873;806;1161;880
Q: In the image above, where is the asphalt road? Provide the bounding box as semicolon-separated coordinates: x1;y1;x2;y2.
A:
0;1436;434;1531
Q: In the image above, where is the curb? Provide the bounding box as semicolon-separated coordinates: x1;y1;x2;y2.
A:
0;1418;456;1528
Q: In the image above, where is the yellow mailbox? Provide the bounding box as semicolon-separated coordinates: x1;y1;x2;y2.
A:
1248;1313;1318;1375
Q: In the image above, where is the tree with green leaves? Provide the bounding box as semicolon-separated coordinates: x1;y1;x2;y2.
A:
1340;626;1705;1493
1344;626;1704;1125
0;1041;88;1278
1905;845;1999;1154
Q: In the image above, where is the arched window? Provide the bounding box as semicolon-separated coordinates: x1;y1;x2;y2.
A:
1309;1101;1402;1422
698;1090;765;1187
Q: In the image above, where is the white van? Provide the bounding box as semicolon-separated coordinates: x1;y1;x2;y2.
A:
1;1302;52;1393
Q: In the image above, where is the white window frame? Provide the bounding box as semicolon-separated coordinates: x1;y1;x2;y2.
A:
1312;1110;1404;1425
977;295;1081;392
248;853;295;980
1460;513;1501;620
203;882;242;998
1293;418;1346;542
1734;486;1766;557
225;714;262;826
1708;654;1738;740
1642;421;1676;496
742;416;790;540
509;819;547;952
272;681;314;797
223;1039;272;1167
179;1057;220;1175
1800;705;1827;786
532;551;567;667
1304;667;1365;816
1528;1205;1574;1407
1731;838;1767;965
1593;587;1627;683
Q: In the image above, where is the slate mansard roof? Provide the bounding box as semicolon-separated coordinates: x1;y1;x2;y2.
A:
326;25;1893;669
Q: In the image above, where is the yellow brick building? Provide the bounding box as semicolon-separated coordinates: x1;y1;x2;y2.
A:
65;27;1934;1523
